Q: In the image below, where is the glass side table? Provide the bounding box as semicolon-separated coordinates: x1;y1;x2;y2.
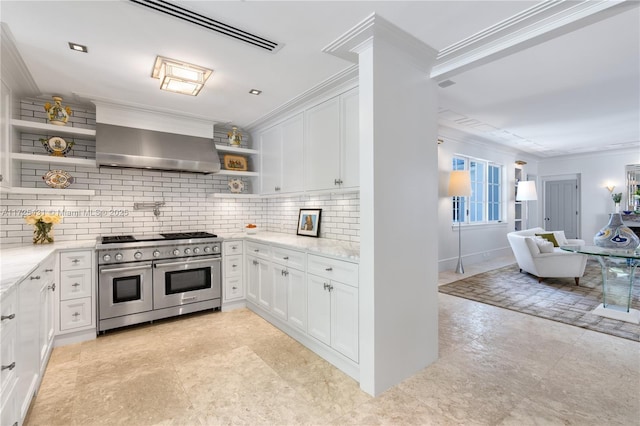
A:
561;245;639;324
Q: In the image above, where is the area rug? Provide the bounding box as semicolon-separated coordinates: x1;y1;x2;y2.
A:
439;259;640;342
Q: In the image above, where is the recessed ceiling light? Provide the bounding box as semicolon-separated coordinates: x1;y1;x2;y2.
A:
151;56;213;96
249;89;262;95
438;79;456;88
68;42;88;53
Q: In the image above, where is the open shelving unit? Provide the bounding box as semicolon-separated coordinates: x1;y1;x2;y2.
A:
7;119;97;196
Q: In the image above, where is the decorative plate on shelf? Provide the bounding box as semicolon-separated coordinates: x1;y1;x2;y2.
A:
42;169;75;189
228;179;245;193
40;136;75;157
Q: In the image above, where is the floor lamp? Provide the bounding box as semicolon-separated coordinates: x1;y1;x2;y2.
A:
516;180;538;229
448;170;471;274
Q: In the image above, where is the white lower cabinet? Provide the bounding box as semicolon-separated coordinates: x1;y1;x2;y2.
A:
15;253;56;424
1;286;18;426
244;241;359;377
246;254;272;309
307;272;359;362
57;250;95;335
223;240;244;304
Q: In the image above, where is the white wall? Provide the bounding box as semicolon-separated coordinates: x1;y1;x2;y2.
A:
537;149;640;241
436;127;538;271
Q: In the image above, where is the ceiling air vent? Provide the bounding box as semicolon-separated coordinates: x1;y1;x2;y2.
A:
129;0;281;52
438;79;456;88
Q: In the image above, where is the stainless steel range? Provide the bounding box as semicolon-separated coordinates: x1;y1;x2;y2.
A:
96;232;222;332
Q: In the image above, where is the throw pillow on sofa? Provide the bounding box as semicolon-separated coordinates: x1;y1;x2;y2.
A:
533;236;555;253
535;233;559;247
552;230;569;246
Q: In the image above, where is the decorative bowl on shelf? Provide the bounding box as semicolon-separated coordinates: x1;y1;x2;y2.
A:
622;210;633;215
245;224;258;234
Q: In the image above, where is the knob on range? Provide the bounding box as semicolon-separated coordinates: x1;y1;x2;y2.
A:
134;251;143;260
204;246;211;253
153;250;161;258
103;254;111;262
193;247;201;254
172;249;180;256
213;246;220;253
184;248;192;255
114;253;123;261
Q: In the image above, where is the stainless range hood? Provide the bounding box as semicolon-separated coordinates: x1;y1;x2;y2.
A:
96;123;220;174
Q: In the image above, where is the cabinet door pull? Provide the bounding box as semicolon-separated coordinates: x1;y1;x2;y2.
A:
231;245;237;250
323;283;329;291
48;283;56;291
72;282;80;287
30;275;41;280
283;256;289;260
232;286;238;290
254;249;259;252
44;268;54;272
253;260;259;265
72;312;81;319
1;362;16;371
72;259;80;263
232;264;238;268
1;313;15;321
325;267;333;272
328;284;334;291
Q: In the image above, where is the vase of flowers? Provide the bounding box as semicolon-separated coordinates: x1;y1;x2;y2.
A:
24;213;62;244
612;192;622;213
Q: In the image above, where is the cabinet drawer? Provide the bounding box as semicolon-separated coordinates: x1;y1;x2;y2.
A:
225;276;244;301
245;241;271;259
0;321;17;397
60;298;93;330
60;269;92;300
0;287;17;333
223;240;243;255
224;255;243;277
307;254;358;286
272;246;305;270
61;250;92;270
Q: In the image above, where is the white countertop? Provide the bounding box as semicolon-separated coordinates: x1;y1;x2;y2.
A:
219;231;360;262
0;240;96;293
0;232;359;294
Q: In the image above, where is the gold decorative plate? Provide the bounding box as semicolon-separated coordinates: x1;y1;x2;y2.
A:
43;169;75;189
40;136;75;157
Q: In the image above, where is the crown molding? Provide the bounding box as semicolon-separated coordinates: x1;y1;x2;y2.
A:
431;0;638;81
244;65;358;132
0;23;39;96
322;13;437;72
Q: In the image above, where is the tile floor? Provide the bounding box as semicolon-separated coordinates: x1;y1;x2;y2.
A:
25;256;640;425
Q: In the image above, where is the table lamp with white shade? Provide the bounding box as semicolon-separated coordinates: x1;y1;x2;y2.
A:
448;170;472;274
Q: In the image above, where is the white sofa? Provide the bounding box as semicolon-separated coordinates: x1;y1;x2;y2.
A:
507;227;588;285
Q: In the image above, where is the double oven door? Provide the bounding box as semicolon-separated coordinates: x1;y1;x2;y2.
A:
98;261;153;321
152;255;221;309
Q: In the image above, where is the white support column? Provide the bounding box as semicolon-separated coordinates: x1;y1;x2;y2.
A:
324;14;440;396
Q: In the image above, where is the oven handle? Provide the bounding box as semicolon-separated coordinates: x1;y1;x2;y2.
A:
153;257;221;269
100;263;152;273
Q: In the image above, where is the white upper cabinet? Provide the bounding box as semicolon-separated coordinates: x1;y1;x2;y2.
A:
260;124;282;194
340;88;359;189
304;88;359;191
259;113;304;194
280;114;305;193
305;97;341;191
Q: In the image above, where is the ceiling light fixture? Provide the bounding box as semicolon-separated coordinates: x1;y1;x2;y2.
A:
151;56;213;96
249;89;262;95
68;42;88;53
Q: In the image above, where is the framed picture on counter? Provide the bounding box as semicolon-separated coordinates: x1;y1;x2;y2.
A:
297;208;321;238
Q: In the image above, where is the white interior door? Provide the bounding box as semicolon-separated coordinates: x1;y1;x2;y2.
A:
544;179;579;238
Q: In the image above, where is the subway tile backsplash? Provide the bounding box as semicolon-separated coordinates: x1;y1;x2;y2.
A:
0;99;360;245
